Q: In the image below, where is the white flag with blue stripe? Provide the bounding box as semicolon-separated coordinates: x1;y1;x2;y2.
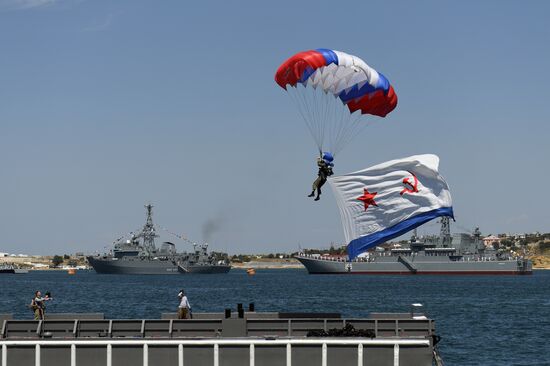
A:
328;154;453;260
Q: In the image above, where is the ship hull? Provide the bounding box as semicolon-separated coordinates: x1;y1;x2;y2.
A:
179;265;232;274
87;256;180;274
296;256;533;275
87;256;231;275
0;268;28;274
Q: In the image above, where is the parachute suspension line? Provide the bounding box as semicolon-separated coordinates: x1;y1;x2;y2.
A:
303;85;324;151
295;85;316;136
318;86;336;154
336;113;362;155
324;90;338;155
287;85;323;152
337;115;381;155
287;87;311;137
291;92;321;149
286;83;388;157
314;88;325;152
320;90;331;153
311;86;326;150
326;94;340;155
314;88;323;149
337;113;365;154
332;98;348;155
327;93;339;155
315;89;348;156
310;86;328;152
330;102;354;155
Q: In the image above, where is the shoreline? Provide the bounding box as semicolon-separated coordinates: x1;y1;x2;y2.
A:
231;260;303;269
3;256;550;271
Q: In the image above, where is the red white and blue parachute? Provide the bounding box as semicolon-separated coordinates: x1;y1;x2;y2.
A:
275;49;397;155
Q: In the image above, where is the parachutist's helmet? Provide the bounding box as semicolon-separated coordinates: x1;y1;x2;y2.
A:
322;152;334;163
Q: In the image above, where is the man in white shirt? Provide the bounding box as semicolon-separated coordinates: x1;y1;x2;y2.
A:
177;290;191;319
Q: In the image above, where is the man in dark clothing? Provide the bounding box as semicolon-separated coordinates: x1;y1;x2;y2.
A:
308;156;334;201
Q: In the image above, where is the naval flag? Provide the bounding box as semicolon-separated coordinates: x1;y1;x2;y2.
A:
328;154;453;260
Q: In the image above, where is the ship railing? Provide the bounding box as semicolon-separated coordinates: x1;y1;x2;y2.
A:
2;317;435;339
0;338;431;366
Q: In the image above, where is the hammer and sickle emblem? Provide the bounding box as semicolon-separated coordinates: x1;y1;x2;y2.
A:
400;171;419;196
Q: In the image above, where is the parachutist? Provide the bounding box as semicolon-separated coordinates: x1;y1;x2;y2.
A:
308;153;334;201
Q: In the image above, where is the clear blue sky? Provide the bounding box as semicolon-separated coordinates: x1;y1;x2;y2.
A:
1;0;549;255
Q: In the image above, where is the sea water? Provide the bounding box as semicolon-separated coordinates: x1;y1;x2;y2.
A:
1;269;549;366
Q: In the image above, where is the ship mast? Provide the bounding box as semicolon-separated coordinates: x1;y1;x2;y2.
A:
411;228;418;243
440;217;452;247
141;204;158;255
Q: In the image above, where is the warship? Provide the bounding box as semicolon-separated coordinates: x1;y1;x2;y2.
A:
296;218;532;275
0;264;28;274
87;205;231;275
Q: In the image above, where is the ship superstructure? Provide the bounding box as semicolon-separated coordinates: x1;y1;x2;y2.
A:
296;218;532;275
87;205;231;275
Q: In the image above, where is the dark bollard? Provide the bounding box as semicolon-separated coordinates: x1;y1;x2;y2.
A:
237;303;243;311
225;308;231;319
249;303;255;312
238;307;244;318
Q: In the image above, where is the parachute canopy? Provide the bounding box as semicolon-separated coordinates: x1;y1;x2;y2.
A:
275;49;397;117
275;49;398;155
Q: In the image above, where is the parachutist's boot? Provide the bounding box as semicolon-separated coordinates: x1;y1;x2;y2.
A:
314;195;320;201
308;191;315;197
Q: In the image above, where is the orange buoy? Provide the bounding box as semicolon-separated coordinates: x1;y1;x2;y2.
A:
246;268;256;275
67;268;77;275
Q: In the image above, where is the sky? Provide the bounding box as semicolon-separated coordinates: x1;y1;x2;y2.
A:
1;0;549;255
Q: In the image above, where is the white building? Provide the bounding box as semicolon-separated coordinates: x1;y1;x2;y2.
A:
483;235;501;248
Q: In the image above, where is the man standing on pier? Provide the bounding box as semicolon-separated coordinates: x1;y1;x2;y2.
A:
177;290;191;319
30;291;52;320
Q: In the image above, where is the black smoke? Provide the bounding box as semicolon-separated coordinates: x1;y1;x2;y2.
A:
202;213;226;243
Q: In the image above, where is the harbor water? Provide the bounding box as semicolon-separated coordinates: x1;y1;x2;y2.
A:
1;269;549;366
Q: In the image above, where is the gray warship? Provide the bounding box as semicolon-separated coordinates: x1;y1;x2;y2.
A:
0;264;28;274
87;205;231;275
296;218;532;275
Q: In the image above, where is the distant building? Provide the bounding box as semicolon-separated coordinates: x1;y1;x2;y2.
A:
0;252;8;257
483;235;501;248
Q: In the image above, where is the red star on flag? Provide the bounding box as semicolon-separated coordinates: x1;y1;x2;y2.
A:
357;188;378;211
